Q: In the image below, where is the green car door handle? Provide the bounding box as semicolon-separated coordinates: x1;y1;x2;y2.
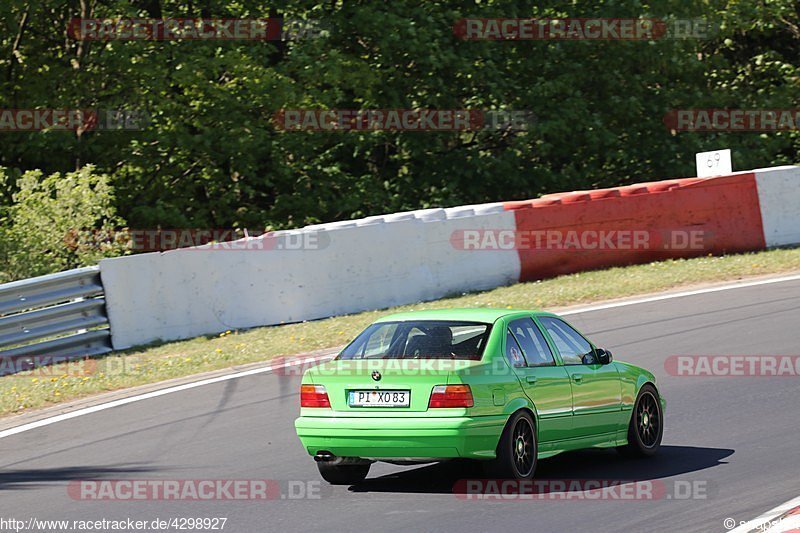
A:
526;375;538;384
572;373;583;383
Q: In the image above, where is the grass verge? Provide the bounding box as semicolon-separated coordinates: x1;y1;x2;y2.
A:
2;248;799;417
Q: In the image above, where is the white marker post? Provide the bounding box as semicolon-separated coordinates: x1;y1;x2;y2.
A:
695;149;732;177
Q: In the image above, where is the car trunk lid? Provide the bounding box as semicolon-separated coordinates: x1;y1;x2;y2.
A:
307;358;480;413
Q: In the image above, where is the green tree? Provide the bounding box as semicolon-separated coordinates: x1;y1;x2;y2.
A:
0;0;798;254
0;166;126;282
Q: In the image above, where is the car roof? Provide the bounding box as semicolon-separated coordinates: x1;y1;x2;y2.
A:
374;308;554;324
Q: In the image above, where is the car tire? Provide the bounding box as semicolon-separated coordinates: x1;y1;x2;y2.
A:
484;410;537;479
317;462;370;485
617;384;663;458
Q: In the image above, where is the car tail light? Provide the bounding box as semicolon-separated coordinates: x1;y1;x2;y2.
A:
300;384;331;408
428;385;474;408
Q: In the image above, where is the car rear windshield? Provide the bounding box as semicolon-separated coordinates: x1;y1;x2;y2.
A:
338;320;492;360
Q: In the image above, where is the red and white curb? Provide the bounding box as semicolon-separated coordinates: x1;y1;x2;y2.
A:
727;495;800;532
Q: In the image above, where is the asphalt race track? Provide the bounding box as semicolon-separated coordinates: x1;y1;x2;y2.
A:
2;277;799;533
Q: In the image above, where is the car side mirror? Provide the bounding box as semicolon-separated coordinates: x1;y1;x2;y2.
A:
596;349;613;365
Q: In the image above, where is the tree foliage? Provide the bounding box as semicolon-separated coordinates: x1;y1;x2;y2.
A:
0;166;125;282
0;0;798;280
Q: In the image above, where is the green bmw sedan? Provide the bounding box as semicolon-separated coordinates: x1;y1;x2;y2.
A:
295;309;664;485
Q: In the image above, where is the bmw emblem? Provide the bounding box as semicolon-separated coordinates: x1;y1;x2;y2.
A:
371;370;382;381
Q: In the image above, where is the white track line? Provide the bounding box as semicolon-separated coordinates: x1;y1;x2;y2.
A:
559;273;800;316
2;272;800;440
0;354;333;440
728;494;800;532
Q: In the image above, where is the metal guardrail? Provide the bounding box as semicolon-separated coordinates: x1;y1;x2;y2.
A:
0;266;112;362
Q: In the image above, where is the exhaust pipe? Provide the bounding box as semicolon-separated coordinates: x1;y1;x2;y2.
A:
314;451;335;462
313;452;373;466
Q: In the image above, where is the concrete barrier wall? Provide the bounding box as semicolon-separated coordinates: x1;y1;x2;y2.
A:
100;165;800;350
505;173;766;281
101;203;519;349
753;166;800;247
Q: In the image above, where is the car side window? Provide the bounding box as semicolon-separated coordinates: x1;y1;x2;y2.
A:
508;318;555;367
504;329;526;368
539;317;593;365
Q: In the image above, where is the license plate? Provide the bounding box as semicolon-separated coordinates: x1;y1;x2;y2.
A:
349;390;410;407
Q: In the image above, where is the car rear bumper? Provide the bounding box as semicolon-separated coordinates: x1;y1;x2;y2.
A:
295;415;507;460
